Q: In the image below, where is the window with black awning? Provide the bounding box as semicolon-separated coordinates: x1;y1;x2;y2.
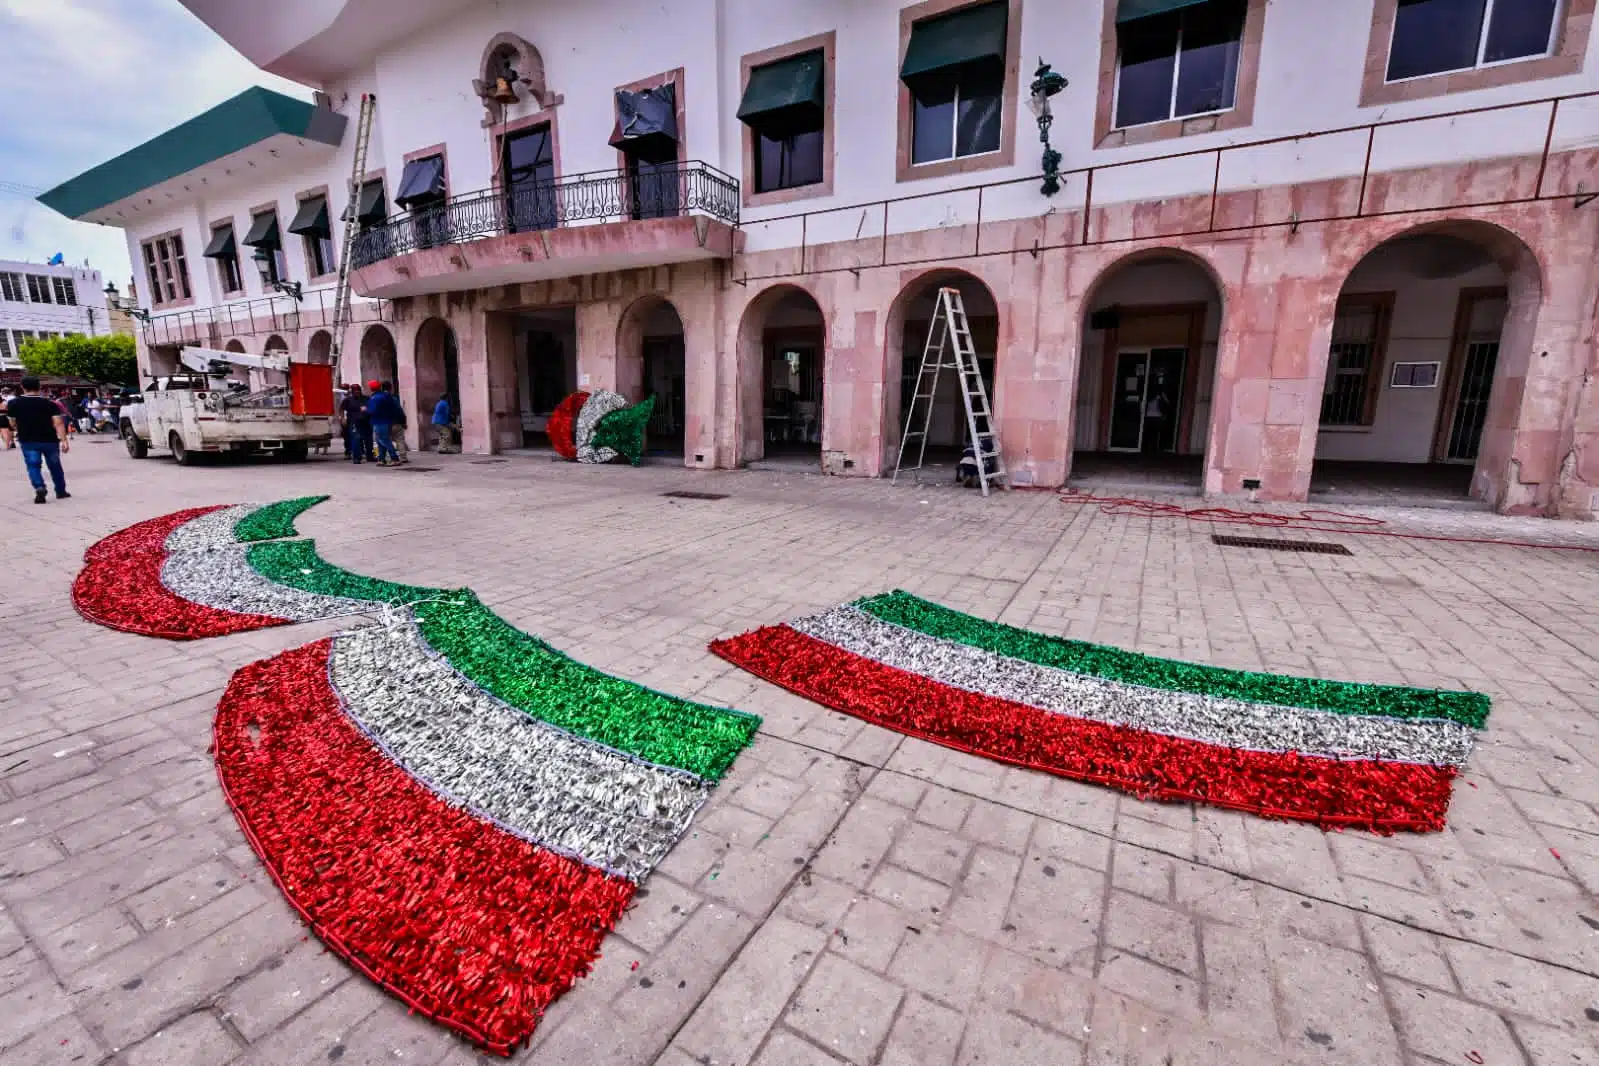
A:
610;84;679;164
287;195;331;238
201;225;236;259
395;155;447;209
738;50;826;194
901;1;1008;165
241;211;280;249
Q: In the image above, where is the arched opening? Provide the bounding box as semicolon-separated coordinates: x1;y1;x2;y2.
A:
306;330;332;365
220;339;251;387
616;296;686;458
735;286;827;469
883;270;998;478
1069;252;1222;493
506;308;577;449
414;318;460;451
359;324;398;390
1310;222;1541;504
259;334;290;388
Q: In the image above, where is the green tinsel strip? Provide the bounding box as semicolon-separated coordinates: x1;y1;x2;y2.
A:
234;496;332;542
246;541;759;779
247;540;451;607
590;396;656;466
410;593;758;781
856;591;1490;728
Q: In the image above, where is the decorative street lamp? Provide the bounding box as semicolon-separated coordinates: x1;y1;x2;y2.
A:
252;247;303;302
1028;60;1069;197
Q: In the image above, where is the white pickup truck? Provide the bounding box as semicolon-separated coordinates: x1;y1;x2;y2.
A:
120;347;335;464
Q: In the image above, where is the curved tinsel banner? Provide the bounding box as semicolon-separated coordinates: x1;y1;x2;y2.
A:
546;389;655;466
71;498;760;1054
711;591;1492;834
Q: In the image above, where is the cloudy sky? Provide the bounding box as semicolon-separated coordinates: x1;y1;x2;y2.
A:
0;0;307;286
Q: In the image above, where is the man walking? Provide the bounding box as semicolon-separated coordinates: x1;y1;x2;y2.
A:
366;379;401;467
341;383;371;464
431;393;457;453
383;380;410;464
6;377;71;504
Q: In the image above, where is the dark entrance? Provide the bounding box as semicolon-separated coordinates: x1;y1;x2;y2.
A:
763;333;824;457
643;336;687;453
502;125;556;233
1108;348;1185;453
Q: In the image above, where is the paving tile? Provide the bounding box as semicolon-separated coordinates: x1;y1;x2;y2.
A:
785;953;904;1064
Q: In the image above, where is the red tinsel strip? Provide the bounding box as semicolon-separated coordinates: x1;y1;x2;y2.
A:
83;504;228;561
214;640;634;1055
72;545;289;640
710;626;1456;834
547;391;589;461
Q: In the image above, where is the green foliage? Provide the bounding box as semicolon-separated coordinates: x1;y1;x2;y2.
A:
17;333;138;385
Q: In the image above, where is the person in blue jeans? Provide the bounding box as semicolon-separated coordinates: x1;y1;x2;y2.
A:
6;376;71;504
341;384;371;463
366;379;401;466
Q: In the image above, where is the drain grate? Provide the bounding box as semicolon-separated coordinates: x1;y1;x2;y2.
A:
470;459;509;465
395;465;441;473
1213;535;1350;556
662;490;729;501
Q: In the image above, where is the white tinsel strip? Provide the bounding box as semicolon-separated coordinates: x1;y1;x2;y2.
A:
575;390;628;464
164;504;262;553
328;617;710;882
792;606;1477;767
161;545;372;621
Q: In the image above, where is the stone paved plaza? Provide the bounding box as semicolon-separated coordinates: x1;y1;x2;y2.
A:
3;439;1598;1066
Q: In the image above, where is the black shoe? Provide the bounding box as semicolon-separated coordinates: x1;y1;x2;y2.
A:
34;489;47;504
56;491;71;499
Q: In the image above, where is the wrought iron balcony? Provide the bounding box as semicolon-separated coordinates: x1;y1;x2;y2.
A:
351;160;740;270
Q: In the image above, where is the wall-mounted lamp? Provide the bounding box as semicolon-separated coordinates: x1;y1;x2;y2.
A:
1027;60;1068;197
252;247;303;302
129;308;151;323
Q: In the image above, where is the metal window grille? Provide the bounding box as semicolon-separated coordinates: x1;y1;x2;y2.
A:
1320;300;1384;426
1444;340;1499;461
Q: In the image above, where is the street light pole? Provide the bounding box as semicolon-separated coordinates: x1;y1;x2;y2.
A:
1028;60;1069;198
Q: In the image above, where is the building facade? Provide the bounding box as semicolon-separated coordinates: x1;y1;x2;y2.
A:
0;260;110;371
40;0;1599;516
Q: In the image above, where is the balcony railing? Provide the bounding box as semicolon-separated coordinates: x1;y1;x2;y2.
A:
351;160;740;269
139;287;393;348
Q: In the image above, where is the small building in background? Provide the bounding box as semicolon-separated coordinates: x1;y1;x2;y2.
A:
0;258;110;371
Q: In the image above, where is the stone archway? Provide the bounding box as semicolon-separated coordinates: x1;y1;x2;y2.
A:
359;324;399;388
617;295;688;456
413;318;459;451
734;284;827;467
306;330;332;365
1069;249;1227;492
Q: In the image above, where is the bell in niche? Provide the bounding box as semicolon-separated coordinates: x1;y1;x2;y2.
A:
492;76;518;104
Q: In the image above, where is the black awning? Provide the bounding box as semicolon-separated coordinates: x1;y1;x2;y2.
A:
241;211;280;249
737;50;825;137
609;85;679;164
357;180;387;223
900;1;1007;93
1117;0;1211;22
202;225;236;259
286;195;330;238
395;156;446;208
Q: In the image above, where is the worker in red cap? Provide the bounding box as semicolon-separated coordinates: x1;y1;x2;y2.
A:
365;379;403;466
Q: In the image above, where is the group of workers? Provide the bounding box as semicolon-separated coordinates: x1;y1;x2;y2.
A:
338;380;457;465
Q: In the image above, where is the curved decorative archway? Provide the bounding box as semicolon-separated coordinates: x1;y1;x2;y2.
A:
306;330;333;365
413;318;459;451
359;324;398;388
616;295;687;455
881;269;999;475
735;284;827;466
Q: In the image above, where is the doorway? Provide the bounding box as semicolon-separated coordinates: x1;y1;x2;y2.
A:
502;124;556;233
1108;348;1186;454
516;308;577;447
642;335;686;454
764;332;824;459
1435;288;1506;464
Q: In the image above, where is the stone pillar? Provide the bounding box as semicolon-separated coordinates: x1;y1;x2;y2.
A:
485;311;521;451
394;319;424;452
455;309;495;455
674;267;722;469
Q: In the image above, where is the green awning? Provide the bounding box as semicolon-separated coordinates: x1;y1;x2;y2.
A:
737;50;824;134
1116;0;1212;23
340;180;388;225
242;211;280;249
287;195;330;238
201;226;235;259
900;1;1007;89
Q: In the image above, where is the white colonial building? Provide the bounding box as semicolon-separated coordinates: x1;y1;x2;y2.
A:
0;259;110;371
38;0;1599;515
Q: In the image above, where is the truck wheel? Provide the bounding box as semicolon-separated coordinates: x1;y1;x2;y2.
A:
170;432;195;466
122;422;148;459
280;442;309;462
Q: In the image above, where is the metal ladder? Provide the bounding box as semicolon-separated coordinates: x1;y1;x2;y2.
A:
892;286;1008;497
327;93;376;381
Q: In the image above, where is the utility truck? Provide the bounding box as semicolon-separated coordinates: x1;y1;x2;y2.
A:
120;346;336;464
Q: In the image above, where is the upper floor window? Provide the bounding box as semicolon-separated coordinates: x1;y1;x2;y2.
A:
52;277;76;306
902;1;1007;165
348;179;389;232
1386;0;1561;81
203;223;243;294
738;51;826;193
0;273;22;302
242;211;287;286
26;274;53;303
141;234;192;306
1114;0;1246;129
288;194;336;277
395;155;447;212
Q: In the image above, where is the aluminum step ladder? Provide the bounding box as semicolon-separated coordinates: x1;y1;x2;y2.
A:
892;286;1007;497
327;93;376;381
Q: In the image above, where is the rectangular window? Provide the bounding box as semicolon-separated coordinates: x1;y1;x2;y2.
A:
1115;0;1246;129
1387;0;1561;82
755;129;825;193
26;274;52;303
740;49;827;194
307;235;336;276
1321;296;1392;427
0;273;22;302
51;277;77;305
0;330;11;363
911;66;1003;164
141;234;192;306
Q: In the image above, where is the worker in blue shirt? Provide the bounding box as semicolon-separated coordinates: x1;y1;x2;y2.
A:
431;394;458;454
366;379;402;466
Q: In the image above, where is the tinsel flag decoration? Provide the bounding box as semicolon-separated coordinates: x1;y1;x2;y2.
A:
72;498;760;1054
711;591;1492;834
547;388;657;465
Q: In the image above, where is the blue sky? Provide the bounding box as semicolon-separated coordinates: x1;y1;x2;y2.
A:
0;0;306;286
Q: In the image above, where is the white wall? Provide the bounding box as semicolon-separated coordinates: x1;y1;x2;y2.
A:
0;261;110;366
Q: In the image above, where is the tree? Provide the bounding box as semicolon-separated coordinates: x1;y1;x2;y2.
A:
17;334;137;385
